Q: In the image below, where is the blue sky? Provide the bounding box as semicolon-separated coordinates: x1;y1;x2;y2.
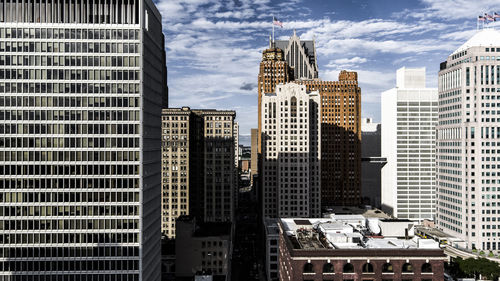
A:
154;0;500;144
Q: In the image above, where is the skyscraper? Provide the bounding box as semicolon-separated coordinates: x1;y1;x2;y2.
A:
274;30;319;80
261;83;321;218
197;109;237;223
299;71;362;206
161;108;237;237
258;34;362;213
257;45;293;155
161;108;191;238
0;1;167;280
381;67;438;221
436;29;500;251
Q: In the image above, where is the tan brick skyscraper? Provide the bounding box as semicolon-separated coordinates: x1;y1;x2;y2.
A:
257;47;294;153
299;71;362;206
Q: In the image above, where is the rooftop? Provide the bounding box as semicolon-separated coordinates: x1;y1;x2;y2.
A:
452;28;500;55
280;216;440;251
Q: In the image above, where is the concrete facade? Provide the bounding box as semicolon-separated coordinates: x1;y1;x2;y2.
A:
381;67;438;221
0;1;166;280
261;83;321;218
436;28;500;251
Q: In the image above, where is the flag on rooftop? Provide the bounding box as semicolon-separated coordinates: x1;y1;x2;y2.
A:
273;17;283;28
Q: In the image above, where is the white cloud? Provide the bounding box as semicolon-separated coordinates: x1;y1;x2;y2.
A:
324;57;368;69
331;57;367;65
420;0;500;20
157;0;484;136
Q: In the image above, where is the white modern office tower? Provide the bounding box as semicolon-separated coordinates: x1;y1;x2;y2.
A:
381;67;438;221
0;1;167;280
261;83;321;218
436;28;500;251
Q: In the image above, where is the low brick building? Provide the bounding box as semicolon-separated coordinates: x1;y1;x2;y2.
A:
278;218;446;281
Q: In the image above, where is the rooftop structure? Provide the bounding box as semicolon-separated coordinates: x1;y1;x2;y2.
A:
280;217;437;251
452;28;500;55
278;216;446;281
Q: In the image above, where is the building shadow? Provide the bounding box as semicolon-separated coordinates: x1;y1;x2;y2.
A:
320;123;361;208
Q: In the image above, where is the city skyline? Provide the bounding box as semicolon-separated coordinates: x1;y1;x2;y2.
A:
2;1;500;280
157;0;500;143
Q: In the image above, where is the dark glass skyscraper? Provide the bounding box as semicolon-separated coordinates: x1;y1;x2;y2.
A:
0;1;167;280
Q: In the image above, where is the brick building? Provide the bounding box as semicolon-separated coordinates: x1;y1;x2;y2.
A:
298;71;362;206
277;218;446;281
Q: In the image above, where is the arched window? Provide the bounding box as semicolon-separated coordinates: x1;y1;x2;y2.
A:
362;263;374;273
303;263;314;273
323;263;334;273
421;263;432;273
402;263;413;273
382;263;393;273
343;263;354;273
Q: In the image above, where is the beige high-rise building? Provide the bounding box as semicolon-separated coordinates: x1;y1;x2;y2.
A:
161;108;192;238
234;122;239;170
161;108;237;237
261;83;321;218
250;128;259;187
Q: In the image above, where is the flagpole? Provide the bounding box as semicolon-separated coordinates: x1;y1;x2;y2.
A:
272;15;275;44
